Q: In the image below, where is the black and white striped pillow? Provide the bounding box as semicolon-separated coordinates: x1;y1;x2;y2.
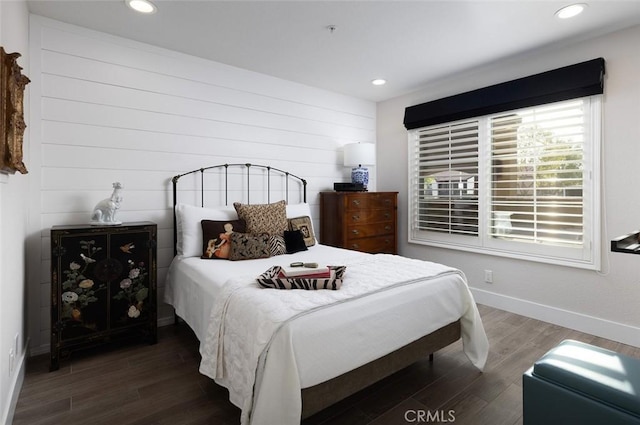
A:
269;235;286;257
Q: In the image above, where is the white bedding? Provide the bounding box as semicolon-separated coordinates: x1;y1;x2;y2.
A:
165;245;366;341
164;244;489;425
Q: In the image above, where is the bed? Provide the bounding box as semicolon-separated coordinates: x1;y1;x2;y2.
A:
164;163;489;425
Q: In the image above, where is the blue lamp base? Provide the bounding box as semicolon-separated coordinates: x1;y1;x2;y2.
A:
351;166;369;190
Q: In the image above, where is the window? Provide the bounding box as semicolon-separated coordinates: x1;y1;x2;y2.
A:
408;96;601;270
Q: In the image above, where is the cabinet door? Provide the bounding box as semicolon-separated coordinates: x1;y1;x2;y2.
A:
55;234;110;340
109;231;153;329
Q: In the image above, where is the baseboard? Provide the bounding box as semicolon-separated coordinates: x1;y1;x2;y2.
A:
2;346;26;425
30;315;177;357
470;287;640;348
157;316;175;327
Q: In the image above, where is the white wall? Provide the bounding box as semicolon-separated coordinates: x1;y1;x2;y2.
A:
1;2;30;423
27;15;376;356
377;25;640;347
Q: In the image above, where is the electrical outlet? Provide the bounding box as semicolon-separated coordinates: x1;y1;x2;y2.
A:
484;270;493;283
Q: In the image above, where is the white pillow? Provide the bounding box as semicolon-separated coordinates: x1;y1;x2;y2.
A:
286;202;312;220
175;203;238;257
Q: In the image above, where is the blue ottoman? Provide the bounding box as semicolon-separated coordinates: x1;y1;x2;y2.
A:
523;339;640;425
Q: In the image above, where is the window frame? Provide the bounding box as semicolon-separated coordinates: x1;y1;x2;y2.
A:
408;96;602;270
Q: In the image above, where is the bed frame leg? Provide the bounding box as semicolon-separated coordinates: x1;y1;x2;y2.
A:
429;353;434;362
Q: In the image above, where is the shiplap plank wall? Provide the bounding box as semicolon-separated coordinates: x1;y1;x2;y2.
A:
29;16;375;355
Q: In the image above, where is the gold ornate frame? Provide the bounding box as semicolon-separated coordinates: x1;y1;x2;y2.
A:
0;47;30;174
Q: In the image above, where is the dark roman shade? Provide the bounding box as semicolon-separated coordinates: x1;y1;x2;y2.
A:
403;58;605;130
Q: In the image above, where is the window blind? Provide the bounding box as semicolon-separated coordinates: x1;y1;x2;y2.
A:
411;120;479;236
489;99;587;247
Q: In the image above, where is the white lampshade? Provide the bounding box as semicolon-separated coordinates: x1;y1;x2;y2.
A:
343;143;376;167
343;143;375;190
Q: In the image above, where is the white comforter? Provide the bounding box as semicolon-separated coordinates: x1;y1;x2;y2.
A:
191;252;488;425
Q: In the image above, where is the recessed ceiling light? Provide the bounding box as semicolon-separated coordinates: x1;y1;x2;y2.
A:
126;0;157;14
555;3;587;19
371;79;387;86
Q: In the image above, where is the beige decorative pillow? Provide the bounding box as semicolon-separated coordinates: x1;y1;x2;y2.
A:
233;200;288;236
288;216;316;247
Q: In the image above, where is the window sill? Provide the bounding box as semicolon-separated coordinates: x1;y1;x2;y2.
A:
408;237;599;271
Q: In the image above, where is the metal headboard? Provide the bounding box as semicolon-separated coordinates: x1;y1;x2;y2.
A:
171;163;307;255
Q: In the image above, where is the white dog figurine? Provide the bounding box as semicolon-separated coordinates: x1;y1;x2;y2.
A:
90;182;124;225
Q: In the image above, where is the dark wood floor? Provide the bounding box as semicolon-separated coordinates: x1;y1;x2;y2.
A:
13;304;640;425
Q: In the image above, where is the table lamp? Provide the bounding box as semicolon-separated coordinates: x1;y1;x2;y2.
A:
343;143;376;190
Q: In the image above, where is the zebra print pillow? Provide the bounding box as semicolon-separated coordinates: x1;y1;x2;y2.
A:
256;265;346;290
269;235;286;256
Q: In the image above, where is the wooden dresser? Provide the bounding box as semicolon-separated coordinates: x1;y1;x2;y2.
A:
320;191;398;254
50;222;157;370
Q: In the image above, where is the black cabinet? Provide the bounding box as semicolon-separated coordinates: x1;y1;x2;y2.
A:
50;222;157;370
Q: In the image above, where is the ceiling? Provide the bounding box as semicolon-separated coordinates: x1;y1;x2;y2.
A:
26;0;640;102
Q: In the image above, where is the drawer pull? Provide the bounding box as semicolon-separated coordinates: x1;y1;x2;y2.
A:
351;244;359;250
352;215;360;221
352;229;360;235
384;225;391;231
384;199;391;204
384;213;390;219
352;200;360;206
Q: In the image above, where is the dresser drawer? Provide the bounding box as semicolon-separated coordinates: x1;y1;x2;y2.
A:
348;209;393;224
346;236;396;254
346;222;394;239
345;193;396;211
